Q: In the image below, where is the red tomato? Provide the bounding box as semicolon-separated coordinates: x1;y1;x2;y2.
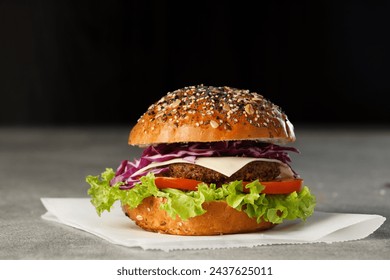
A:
243;179;303;194
154;177;201;191
154;177;303;194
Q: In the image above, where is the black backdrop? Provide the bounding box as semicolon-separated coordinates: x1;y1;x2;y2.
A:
1;1;389;126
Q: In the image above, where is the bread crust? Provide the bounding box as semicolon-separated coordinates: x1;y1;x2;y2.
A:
129;85;295;146
123;197;275;236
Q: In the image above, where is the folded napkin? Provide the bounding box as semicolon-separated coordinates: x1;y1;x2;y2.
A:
41;198;385;251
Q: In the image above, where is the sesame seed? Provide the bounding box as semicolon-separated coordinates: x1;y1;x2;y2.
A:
210;120;219;128
245;104;255;115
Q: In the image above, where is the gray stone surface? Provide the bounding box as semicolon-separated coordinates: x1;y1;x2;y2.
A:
0;125;389;259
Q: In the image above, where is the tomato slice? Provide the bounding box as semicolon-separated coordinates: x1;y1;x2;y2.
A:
243;179;303;194
155;177;303;194
154;177;201;191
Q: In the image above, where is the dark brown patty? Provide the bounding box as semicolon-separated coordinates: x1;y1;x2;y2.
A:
158;161;280;184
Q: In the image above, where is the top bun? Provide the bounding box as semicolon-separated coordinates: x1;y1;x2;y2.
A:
129;85;295;146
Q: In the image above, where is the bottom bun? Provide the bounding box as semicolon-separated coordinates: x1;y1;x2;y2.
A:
123;196;275;236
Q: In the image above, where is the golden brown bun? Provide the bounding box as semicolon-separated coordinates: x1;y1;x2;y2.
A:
123;196;275;236
129;85;295;146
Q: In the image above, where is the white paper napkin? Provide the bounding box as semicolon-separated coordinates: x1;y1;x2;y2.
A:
40;198;386;251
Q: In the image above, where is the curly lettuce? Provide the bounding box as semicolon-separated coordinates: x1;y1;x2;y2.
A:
86;169;316;224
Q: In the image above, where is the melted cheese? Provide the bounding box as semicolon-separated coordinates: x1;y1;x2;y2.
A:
132;157;295;179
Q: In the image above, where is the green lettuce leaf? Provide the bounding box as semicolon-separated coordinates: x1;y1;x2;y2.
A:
86;169;316;224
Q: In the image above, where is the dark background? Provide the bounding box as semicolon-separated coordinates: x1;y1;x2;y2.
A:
1;0;389;126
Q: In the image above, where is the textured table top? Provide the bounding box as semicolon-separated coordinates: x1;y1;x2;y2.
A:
0;125;389;259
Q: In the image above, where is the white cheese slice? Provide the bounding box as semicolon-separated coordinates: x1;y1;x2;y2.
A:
195;157;281;177
131;157;295;179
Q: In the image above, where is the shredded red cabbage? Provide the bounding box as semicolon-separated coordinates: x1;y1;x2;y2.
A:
111;140;299;189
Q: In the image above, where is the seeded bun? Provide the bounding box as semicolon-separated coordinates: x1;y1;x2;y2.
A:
129;85;295;146
123;197;275;236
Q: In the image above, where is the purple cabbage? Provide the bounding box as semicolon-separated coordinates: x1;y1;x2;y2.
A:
111;140;299;189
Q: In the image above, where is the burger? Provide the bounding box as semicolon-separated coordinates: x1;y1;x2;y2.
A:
86;85;316;236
